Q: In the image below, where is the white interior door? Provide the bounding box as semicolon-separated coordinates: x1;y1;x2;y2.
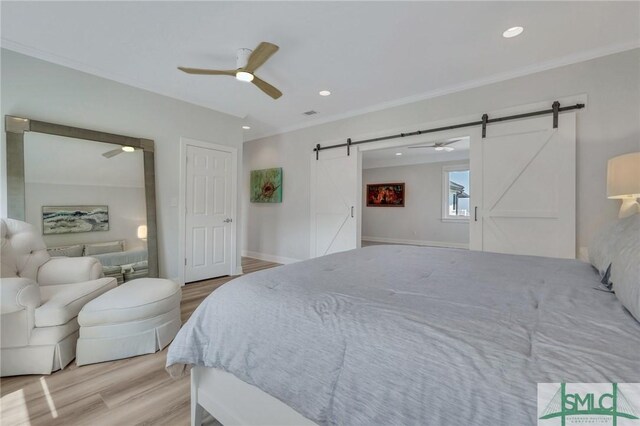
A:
471;113;576;258
310;148;360;258
185;145;233;282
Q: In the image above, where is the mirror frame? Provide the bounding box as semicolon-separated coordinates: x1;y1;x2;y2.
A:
5;115;159;278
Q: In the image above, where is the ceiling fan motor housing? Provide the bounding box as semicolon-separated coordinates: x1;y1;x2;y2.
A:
236;48;252;69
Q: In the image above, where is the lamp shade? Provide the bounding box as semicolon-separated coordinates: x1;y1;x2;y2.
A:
607;152;640;199
137;225;148;239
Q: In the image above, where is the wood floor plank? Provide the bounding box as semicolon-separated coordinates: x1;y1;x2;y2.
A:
0;258;278;426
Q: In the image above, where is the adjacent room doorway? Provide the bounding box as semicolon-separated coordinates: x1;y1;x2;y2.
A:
309;99;578;260
361;138;471;250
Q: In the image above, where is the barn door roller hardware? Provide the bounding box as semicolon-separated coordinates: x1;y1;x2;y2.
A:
312;101;584;159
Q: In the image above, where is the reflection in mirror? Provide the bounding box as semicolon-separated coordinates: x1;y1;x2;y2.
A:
24;132;148;284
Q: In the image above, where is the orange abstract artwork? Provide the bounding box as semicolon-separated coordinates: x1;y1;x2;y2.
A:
366;183;405;207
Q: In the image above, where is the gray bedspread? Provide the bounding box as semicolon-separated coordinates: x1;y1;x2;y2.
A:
166;246;640;425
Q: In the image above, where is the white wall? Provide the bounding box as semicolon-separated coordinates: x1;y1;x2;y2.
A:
243;49;640;261
1;49;243;280
23;132;146;188
362;161;469;248
26;183;146;250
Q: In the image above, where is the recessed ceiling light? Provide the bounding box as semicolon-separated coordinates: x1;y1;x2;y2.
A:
235;71;254;82
503;26;524;38
395;152;402;156
242;125;251;130
319;90;331;96
121;146;135;152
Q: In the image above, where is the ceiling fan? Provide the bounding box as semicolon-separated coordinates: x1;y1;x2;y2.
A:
407;139;462;152
178;42;282;99
102;146;137;159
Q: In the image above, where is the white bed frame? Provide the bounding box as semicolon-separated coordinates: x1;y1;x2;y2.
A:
191;366;317;426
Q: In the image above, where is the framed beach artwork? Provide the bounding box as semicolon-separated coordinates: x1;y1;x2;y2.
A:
42;205;109;235
250;168;283;203
366;183;405;207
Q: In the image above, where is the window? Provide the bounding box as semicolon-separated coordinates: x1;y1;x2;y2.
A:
442;165;470;221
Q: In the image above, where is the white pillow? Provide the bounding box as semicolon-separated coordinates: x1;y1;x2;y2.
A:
84;240;125;256
47;244;84;258
609;214;640;322
589;214;639;278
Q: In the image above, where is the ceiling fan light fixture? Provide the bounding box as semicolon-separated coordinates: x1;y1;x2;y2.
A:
179;42;281;99
434;146;444;151
503;26;524;38
235;71;254;82
121;146;135;152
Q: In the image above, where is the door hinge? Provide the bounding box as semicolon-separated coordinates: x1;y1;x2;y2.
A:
185;258;187;266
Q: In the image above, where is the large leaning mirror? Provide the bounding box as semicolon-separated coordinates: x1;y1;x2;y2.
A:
5;116;158;280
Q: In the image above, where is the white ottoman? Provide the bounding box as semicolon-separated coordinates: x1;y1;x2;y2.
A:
76;278;181;366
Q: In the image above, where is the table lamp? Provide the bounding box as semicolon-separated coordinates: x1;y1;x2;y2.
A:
607;152;640;218
137;224;148;240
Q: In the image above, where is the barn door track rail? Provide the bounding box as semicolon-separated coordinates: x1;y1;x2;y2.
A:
313;101;585;159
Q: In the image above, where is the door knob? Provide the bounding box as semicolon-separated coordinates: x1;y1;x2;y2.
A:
224;218;233;223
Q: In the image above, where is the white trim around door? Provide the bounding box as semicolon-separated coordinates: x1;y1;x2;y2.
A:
178;137;238;286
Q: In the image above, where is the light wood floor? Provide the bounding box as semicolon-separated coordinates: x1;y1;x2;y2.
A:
0;257;279;426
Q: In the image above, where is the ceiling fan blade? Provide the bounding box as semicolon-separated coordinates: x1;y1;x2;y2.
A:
252;75;282;99
102;148;122;159
408;139;462;149
177;67;236;76
245;42;279;73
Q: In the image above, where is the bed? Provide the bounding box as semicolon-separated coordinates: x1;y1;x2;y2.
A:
92;248;148;283
47;242;148;284
167;215;640;426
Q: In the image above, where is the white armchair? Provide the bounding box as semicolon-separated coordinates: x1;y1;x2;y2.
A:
1;218;117;376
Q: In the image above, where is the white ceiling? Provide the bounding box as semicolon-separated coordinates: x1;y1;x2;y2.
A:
2;2;638;141
363;137;469;169
24;133;144;188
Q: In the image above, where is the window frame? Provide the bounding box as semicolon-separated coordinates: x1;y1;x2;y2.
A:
442;164;471;222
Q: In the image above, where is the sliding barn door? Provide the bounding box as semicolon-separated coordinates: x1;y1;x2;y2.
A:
310;148;360;258
472;113;576;259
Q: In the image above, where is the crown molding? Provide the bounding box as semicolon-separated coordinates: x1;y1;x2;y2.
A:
246;40;640;142
2;36;636;142
0;38;244;120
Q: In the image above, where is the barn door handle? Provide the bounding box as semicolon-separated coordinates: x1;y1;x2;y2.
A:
474;207;478;222
351;206;354;218
224;218;233;223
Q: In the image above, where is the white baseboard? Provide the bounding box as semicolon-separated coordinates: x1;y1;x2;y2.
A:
242;250;302;265
362;236;469;250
